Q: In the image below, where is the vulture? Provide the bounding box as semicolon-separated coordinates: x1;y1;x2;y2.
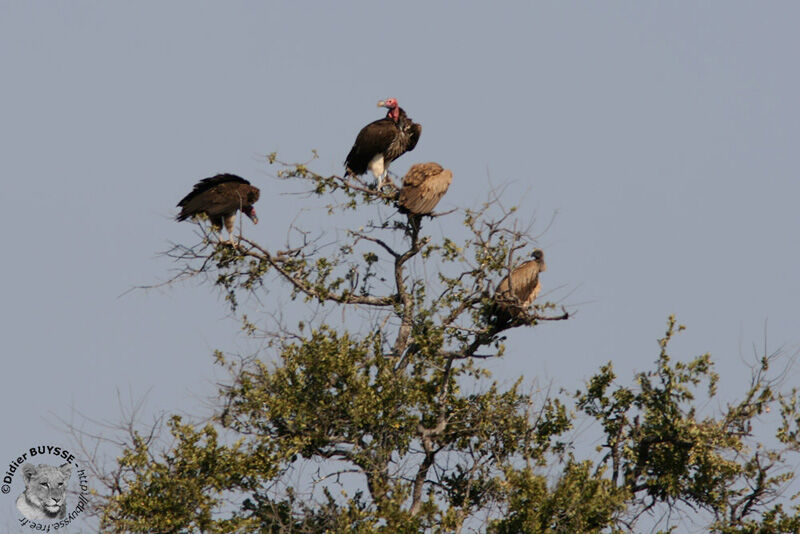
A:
176;174;260;243
345;98;422;189
492;249;547;322
397;162;453;216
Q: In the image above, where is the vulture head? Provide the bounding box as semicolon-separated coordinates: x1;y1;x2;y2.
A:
241;205;259;224
530;249;546;270
378;98;400;121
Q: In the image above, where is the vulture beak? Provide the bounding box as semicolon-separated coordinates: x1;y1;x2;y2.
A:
246;209;258;225
377;100;388;108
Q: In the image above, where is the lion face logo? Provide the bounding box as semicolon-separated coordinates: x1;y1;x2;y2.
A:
16;463;72;521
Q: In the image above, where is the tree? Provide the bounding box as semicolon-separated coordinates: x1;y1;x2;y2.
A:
84;155;800;533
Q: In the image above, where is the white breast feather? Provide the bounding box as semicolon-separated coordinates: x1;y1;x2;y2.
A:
368;153;385;180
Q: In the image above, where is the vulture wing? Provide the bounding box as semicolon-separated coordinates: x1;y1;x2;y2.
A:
405;121;422;152
345;118;399;176
386;108;421;161
398;162;453;215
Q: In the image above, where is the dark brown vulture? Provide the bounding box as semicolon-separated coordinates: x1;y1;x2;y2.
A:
176;174;260;243
345;98;422;188
493;249;546;321
397;162;453;215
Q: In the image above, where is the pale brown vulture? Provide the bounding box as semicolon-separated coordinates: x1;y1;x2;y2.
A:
176;174;260;243
493;249;546;320
397;162;453;215
345;98;422;188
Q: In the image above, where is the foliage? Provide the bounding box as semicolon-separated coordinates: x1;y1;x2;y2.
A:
88;155;800;533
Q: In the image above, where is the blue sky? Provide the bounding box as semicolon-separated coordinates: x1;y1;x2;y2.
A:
1;2;799;530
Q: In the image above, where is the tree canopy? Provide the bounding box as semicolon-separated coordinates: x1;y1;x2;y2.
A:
86;156;800;533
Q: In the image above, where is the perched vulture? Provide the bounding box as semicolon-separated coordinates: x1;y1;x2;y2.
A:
493;249;547;321
345;98;422;188
176;174;260;242
397;162;453;216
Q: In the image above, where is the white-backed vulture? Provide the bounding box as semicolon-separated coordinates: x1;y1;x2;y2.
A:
397;162;453;215
494;249;546;318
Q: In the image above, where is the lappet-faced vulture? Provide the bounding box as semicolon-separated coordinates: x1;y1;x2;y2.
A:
397;162;453;216
493;249;546;320
176;174;260;243
345;98;422;188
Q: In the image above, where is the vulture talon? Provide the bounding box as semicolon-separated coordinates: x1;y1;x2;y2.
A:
377;174;397;194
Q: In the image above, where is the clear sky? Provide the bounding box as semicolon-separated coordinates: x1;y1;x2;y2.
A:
1;2;799;530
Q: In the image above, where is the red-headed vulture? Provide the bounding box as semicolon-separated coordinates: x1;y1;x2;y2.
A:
176;174;259;243
345;98;421;189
